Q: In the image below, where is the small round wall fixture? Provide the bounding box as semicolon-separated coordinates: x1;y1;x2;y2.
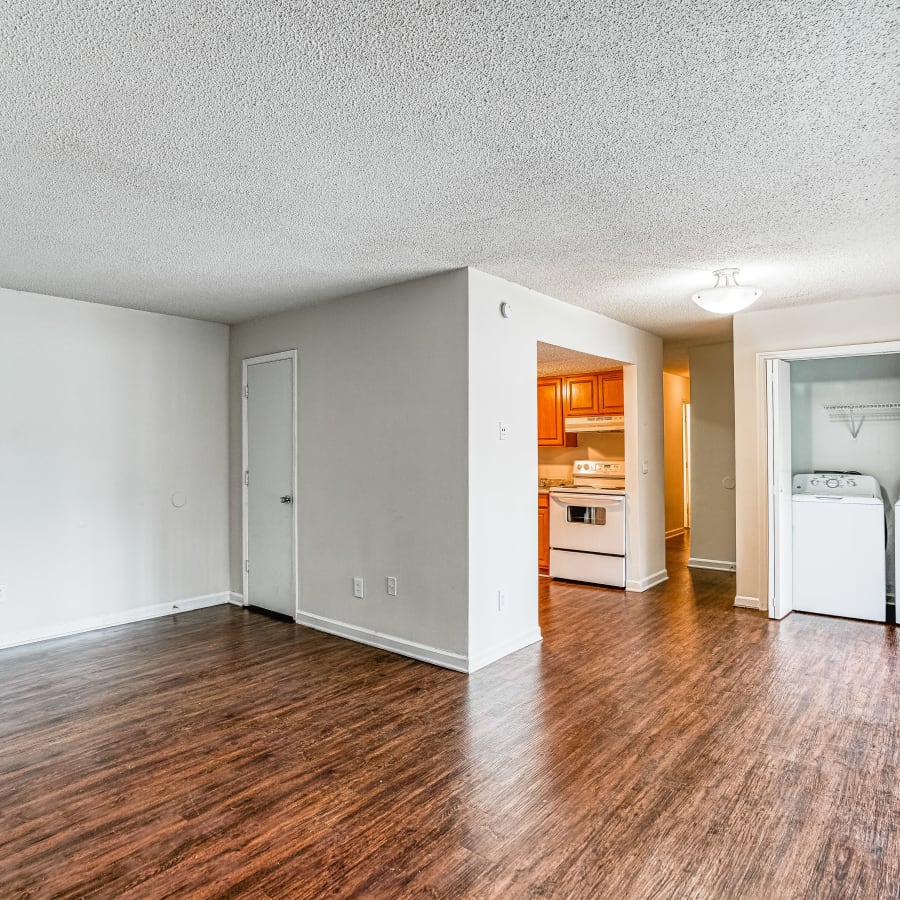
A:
691;267;762;315
499;301;513;319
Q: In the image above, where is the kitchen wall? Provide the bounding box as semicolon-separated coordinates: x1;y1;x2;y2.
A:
467;269;665;671
688;343;736;570
663;372;690;537
733;294;900;609
229;270;471;670
0;287;230;648
538;432;626;481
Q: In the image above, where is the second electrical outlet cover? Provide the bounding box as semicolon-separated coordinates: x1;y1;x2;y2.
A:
353;577;365;599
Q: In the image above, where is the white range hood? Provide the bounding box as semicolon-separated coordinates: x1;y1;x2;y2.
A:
564;415;625;433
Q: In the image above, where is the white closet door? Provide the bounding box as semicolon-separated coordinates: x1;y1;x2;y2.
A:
245;356;295;617
767;358;793;619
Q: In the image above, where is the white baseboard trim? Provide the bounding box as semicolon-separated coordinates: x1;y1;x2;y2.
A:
688;557;737;572
0;591;233;650
626;569;669;592
228;592;245;606
665;527;686;540
294;610;469;672
734;595;763;610
466;628;543;674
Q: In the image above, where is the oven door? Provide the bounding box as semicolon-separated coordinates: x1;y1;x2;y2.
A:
549;492;625;555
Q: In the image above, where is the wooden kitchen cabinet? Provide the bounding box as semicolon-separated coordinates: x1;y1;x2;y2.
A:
537;377;576;447
563;369;624;416
538;493;550;572
600;370;624;413
564;373;600;416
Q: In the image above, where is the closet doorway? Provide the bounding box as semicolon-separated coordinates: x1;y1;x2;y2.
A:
763;341;900;620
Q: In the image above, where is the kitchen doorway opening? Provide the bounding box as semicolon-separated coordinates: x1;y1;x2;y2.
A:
536;342;628;592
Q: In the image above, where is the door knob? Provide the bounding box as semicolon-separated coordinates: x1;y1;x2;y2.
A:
280;495;293;504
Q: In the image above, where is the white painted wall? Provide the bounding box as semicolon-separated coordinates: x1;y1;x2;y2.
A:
733;294;900;609
228;271;471;670
467;269;665;671
0;288;230;647
688;343;736;569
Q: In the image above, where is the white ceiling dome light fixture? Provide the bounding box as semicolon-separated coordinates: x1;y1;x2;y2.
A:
691;267;762;315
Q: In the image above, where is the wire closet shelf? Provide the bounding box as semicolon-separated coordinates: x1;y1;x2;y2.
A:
823;402;900;438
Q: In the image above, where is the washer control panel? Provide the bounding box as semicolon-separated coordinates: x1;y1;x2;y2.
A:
792;473;880;498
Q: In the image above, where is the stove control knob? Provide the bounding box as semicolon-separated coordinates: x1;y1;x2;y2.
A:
825;477;839;489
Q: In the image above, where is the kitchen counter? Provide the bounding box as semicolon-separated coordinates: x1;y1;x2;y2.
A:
539;480;573;493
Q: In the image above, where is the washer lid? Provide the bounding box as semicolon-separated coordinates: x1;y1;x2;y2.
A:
792;473;881;498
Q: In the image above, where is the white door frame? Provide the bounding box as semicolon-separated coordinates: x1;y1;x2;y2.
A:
758;339;900;618
241;349;299;616
766;358;793;619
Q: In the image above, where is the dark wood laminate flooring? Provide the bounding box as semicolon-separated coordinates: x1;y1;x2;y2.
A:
2;535;899;899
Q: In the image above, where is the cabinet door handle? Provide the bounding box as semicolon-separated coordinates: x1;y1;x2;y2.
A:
280;495;293;504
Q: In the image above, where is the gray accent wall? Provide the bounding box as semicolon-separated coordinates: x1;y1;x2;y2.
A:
228;270;470;660
688;342;736;568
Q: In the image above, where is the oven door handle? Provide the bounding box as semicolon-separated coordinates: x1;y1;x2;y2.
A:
551;494;625;508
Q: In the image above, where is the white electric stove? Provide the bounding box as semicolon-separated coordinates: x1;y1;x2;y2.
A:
550;459;626;494
549;460;626;587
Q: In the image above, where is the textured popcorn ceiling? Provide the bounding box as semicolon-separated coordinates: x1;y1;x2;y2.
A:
1;1;898;342
537;343;621;377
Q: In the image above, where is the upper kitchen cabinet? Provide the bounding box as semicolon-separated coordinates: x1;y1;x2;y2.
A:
538;377;565;445
564;374;600;416
537;377;578;446
600;370;624;413
563;369;624;416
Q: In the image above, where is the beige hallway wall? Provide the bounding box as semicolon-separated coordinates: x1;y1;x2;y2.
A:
663;372;690;537
688;343;736;570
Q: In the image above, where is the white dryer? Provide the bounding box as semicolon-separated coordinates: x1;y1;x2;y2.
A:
792;473;886;622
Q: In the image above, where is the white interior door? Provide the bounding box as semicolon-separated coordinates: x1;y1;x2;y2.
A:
766;358;793;619
244;353;296;617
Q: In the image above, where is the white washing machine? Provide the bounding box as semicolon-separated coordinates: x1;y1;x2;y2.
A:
792;473;886;622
